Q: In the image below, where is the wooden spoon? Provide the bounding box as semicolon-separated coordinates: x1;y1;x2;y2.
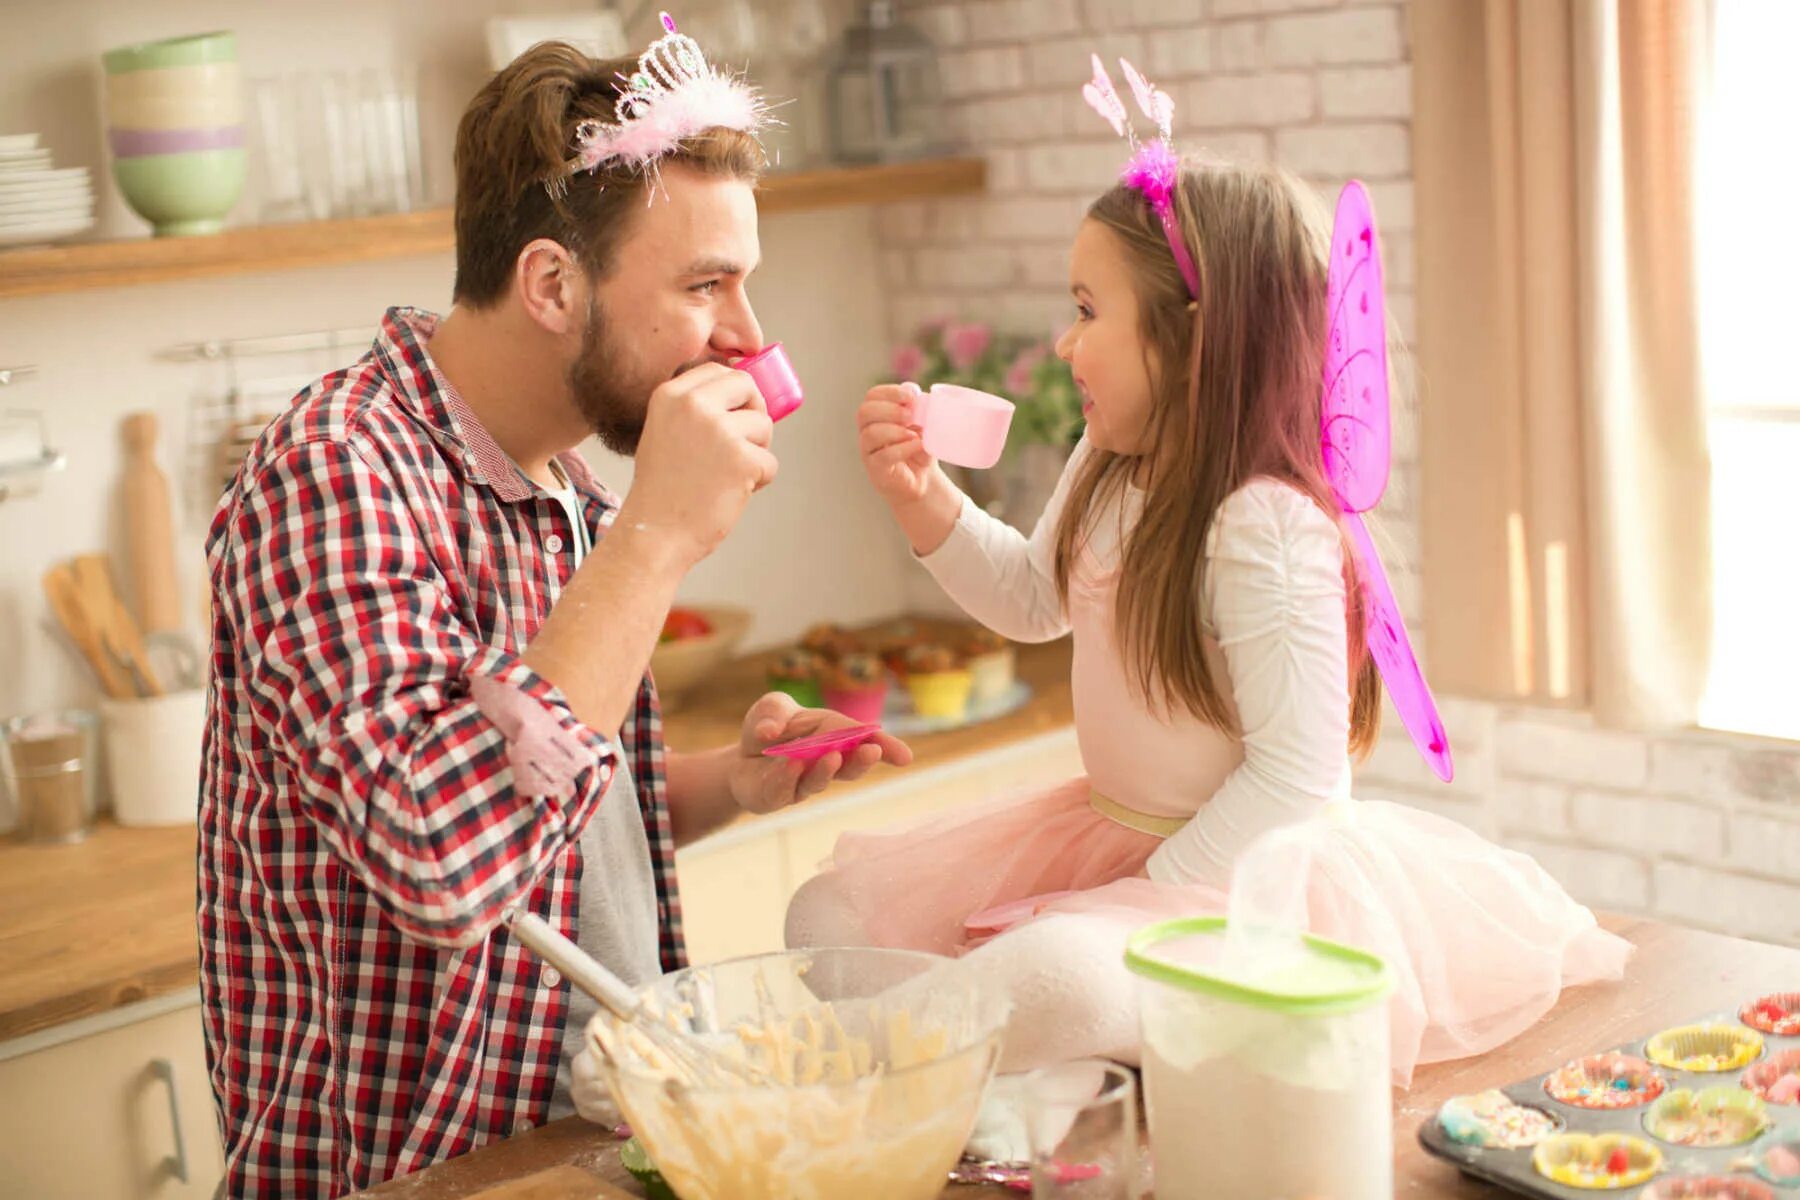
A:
72;554;163;697
42;562;134;698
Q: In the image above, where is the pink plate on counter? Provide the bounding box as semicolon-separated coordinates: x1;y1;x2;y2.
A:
761;722;881;763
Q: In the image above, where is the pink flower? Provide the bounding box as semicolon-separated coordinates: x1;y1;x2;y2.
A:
943;322;993;371
892;343;926;379
917;314;952;335
1004;345;1046;395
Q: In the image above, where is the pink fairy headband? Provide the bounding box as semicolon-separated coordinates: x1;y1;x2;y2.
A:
1080;55;1200;300
552;12;770;193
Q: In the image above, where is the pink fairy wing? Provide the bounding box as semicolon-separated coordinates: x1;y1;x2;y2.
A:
1343;512;1453;781
1323;182;1451;782
1081;54;1128;137
1320;181;1390;515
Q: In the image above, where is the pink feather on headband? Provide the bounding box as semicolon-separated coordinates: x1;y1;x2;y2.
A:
576;73;767;173
1122;139;1179;219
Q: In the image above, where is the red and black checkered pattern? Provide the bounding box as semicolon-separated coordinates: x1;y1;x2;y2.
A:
198;307;684;1197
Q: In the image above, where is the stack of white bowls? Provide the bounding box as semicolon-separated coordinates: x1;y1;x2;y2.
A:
0;134;96;249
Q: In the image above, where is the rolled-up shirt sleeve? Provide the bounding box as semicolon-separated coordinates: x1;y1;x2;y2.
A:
225;437;617;948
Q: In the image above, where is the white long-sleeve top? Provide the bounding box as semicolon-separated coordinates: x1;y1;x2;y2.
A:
918;439;1355;888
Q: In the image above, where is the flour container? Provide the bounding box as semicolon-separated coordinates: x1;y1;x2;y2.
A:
1125;916;1394;1199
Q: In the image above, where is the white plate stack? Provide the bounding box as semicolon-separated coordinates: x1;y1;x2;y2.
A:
0;134;96;249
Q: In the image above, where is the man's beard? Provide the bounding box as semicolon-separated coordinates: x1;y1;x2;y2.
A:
568;295;651;456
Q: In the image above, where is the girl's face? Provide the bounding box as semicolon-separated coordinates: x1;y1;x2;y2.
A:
1055;219;1158;456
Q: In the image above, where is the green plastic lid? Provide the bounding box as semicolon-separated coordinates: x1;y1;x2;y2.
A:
1124;916;1393;1017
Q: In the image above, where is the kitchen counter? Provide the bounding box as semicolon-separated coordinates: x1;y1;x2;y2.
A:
0;631;1073;1043
346;914;1800;1198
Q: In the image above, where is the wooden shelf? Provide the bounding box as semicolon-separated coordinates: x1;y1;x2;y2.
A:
0;156;985;300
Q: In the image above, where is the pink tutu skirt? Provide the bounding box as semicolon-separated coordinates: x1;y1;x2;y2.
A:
826;775;1632;1084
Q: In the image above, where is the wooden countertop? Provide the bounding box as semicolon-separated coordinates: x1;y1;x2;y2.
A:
0;632;1073;1043
348;915;1800;1199
0;820;200;1042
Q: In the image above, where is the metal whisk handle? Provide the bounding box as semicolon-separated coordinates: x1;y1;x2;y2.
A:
503;908;643;1020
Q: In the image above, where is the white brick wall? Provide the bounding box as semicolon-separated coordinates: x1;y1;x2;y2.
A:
885;0;1800;948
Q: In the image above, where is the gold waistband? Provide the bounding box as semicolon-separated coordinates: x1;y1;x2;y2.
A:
1089;790;1187;838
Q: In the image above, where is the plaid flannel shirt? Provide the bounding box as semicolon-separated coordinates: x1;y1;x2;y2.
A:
198;306;685;1197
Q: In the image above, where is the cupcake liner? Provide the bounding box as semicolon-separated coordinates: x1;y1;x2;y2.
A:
1532;1132;1663;1189
906;670;973;720
821;682;887;725
766;676;824;709
1544;1053;1668;1110
1751;1135;1800;1187
1437;1090;1563;1148
965;648;1015;705
1644;1024;1764;1073
1740;1048;1800;1106
1640;1086;1768;1148
1740;992;1800;1037
1641;1178;1776;1200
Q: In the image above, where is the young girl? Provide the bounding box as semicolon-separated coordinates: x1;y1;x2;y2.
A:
784;157;1630;1086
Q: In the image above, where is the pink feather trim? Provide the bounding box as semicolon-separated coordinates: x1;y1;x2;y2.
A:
576;74;766;172
1122;140;1179;218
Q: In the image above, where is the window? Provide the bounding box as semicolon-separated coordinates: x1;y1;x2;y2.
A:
1695;0;1800;740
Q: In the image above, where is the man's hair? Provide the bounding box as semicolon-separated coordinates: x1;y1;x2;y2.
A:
451;41;767;306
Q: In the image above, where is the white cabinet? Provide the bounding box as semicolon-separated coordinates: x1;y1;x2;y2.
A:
677;729;1082;964
0;992;225;1200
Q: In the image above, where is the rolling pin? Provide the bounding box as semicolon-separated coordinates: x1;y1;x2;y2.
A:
120;411;181;636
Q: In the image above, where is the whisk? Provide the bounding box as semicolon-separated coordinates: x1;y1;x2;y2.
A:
502;908;763;1087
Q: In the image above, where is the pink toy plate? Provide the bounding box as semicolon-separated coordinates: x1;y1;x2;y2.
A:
761;722;881;763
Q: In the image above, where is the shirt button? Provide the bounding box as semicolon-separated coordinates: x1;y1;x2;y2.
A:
545;534;565;554
541;966;562;988
513;1118;534;1136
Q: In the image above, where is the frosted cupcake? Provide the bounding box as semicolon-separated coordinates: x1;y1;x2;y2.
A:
877;620;927;678
823;652;889;724
958;627;1016;707
902;643;973;721
767;648;825;709
799;622;861;664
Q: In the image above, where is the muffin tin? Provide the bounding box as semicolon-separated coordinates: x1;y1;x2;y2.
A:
1419;992;1800;1196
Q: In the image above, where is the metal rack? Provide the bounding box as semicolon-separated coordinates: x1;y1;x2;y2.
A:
167;326;375;499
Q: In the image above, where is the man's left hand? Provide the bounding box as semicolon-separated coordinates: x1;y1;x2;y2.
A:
730;692;912;814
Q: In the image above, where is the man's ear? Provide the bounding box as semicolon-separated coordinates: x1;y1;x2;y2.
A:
514;238;583;335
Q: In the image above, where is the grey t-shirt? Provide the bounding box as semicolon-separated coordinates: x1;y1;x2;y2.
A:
528;460;664;1119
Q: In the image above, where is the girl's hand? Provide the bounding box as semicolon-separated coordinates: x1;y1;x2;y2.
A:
857;383;935;506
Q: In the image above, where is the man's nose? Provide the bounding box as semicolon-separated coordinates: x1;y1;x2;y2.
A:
713;297;763;359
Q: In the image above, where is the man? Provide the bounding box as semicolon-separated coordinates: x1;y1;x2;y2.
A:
198;34;907;1196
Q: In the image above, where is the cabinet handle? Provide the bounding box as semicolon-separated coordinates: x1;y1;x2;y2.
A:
150;1057;190;1183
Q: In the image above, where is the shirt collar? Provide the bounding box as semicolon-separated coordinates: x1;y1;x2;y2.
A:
371;305;615;511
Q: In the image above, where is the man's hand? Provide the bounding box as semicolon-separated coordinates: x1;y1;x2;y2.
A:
730;692;912;814
623;362;779;570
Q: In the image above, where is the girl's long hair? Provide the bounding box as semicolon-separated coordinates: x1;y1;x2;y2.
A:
1053;161;1384;756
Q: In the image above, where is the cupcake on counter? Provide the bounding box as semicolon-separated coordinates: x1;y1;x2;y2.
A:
902;642;973;721
958;626;1016;706
800;622;862;663
822;651;889;724
767;647;825;708
877;620;927;678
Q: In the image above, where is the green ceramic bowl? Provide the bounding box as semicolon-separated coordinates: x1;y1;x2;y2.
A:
102;31;236;76
111;148;245;236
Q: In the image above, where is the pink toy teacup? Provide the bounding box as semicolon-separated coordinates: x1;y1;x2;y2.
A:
735;342;804;422
905;382;1014;469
